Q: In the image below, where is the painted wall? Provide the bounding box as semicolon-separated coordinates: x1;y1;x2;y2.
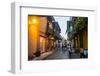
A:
83;30;88;48
28;16;48;57
28;16;40;58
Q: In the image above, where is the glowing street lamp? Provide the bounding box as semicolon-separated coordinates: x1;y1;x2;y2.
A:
28;16;40;25
32;18;37;24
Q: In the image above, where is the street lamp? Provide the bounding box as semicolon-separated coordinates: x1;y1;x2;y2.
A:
32;18;37;24
28;16;39;25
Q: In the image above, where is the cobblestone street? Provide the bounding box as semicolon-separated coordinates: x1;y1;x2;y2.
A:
45;48;69;60
44;47;81;60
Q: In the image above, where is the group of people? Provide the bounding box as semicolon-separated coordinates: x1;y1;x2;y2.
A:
80;48;88;58
57;41;88;58
56;41;73;57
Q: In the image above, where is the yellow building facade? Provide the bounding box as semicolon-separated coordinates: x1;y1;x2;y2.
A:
28;15;51;60
28;16;40;59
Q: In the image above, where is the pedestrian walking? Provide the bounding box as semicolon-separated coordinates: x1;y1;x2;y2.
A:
67;44;71;58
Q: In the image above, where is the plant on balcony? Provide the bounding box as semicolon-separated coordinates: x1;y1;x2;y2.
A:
74;17;87;32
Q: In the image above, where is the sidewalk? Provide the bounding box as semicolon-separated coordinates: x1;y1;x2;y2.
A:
34;48;57;60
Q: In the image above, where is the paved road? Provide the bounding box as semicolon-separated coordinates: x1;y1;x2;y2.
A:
45;48;69;60
45;48;80;60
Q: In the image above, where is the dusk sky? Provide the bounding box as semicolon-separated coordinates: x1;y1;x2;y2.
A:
54;16;71;39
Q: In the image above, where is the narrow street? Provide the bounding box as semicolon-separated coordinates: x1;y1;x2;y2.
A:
44;48;80;60
45;48;69;60
28;15;88;60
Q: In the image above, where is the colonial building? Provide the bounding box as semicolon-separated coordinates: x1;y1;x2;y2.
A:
28;15;61;60
46;16;61;51
66;17;88;49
